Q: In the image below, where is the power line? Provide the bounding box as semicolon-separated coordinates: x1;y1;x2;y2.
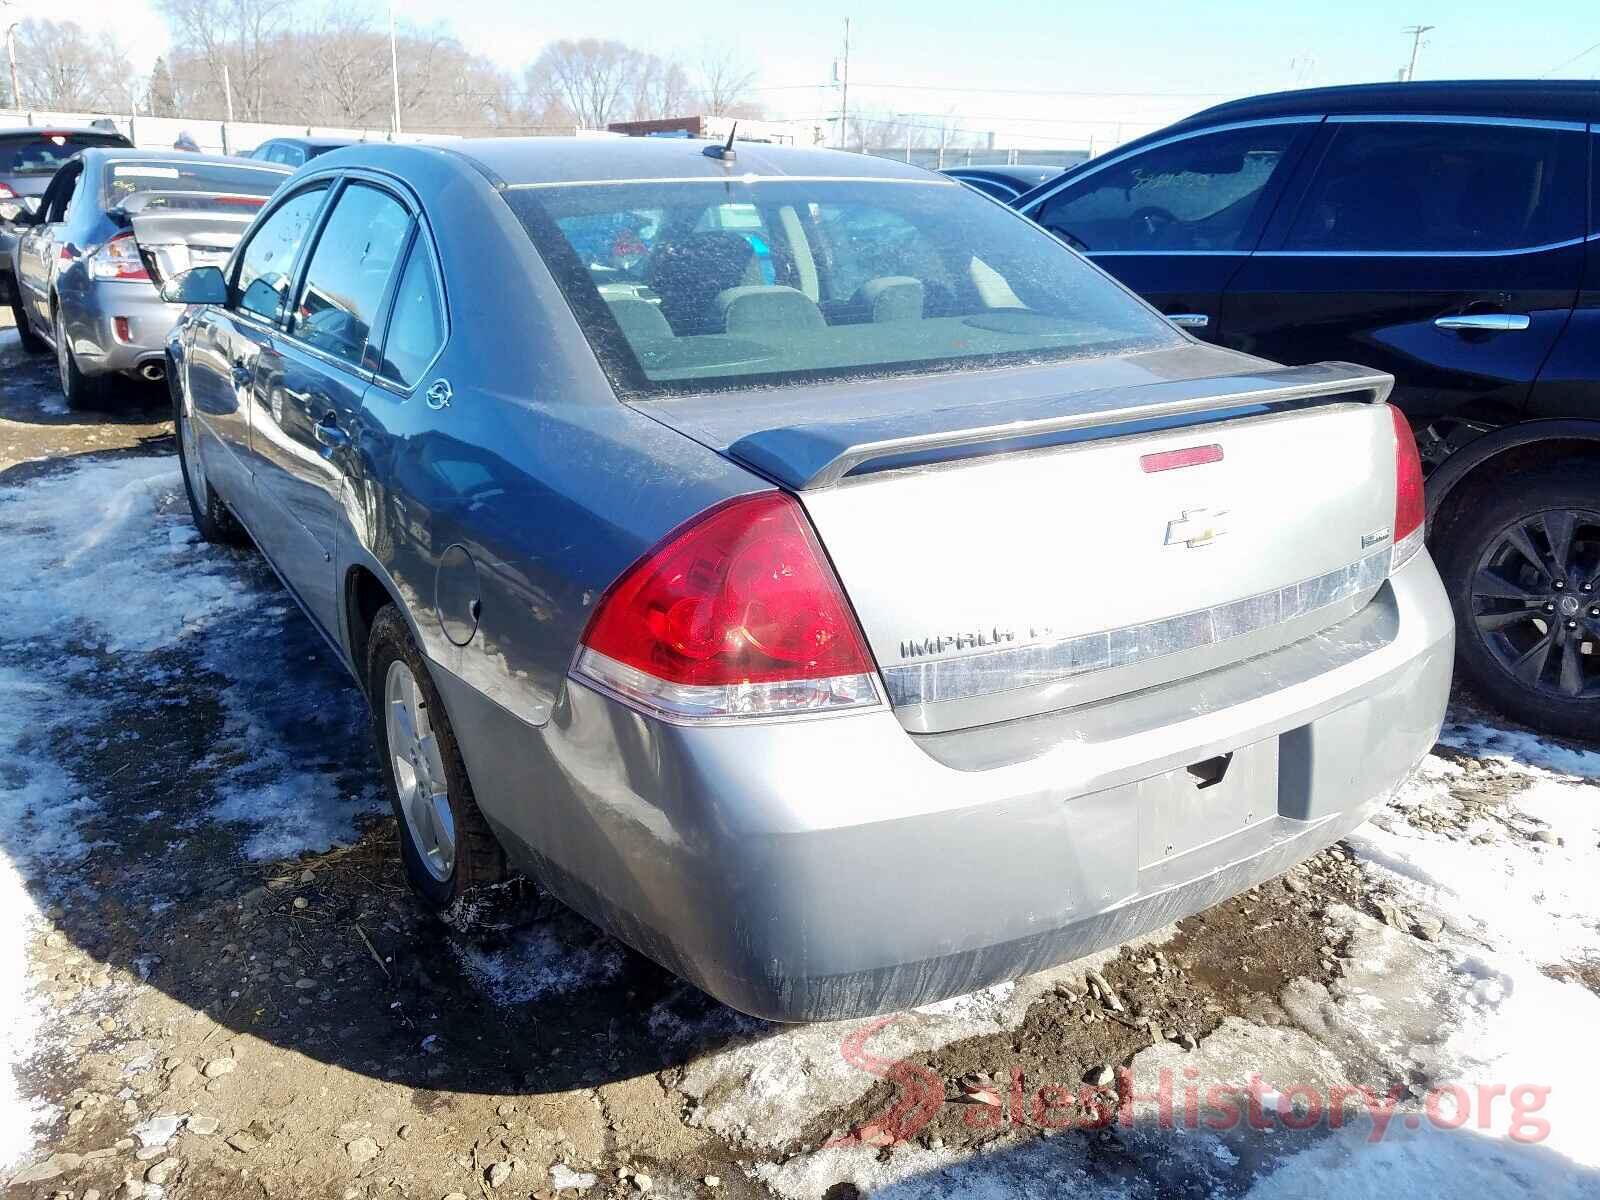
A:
1539;40;1600;79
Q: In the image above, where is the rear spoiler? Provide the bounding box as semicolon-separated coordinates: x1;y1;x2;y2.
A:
728;361;1394;490
113;191;267;217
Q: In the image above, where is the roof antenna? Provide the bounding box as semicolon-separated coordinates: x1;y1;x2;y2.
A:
703;122;738;162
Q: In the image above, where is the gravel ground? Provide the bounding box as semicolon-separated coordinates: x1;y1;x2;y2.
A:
4;308;1600;1200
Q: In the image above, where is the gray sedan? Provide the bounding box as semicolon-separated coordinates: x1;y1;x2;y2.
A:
8;149;288;406
162;137;1454;1021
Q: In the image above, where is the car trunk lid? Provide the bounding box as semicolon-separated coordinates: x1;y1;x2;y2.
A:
116;194;263;284
641;350;1401;734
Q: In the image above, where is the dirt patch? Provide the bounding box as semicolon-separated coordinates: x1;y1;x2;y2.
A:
800;850;1356;1159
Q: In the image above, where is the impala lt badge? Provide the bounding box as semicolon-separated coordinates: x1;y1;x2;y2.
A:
1165;506;1229;549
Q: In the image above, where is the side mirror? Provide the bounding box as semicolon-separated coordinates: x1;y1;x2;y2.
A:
160;265;228;305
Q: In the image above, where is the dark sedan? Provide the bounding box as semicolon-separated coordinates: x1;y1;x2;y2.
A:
1015;80;1600;738
940;164;1064;202
249;137;356;168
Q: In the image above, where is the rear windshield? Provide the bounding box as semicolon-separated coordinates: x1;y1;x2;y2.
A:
104;160;286;209
0;132;127;176
506;177;1177;397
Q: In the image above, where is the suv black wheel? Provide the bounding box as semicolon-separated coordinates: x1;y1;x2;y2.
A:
8;295;47;354
367;605;509;909
1439;464;1600;739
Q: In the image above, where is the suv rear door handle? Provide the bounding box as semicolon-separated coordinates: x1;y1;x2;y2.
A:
1435;313;1530;332
1166;313;1210;329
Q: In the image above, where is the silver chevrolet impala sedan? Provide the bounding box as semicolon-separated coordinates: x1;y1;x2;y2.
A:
161;137;1453;1021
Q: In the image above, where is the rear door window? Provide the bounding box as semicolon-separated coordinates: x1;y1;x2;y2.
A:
231;185;328;321
1283;121;1587;253
1032;124;1304;252
376;238;446;388
290;183;412;370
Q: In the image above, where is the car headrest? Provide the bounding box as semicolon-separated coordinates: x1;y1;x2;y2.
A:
605;296;674;342
716;285;826;337
857;276;925;322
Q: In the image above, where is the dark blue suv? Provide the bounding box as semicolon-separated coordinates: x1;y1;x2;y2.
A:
1015;80;1600;738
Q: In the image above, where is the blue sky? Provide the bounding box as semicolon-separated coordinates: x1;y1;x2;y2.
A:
39;0;1600;149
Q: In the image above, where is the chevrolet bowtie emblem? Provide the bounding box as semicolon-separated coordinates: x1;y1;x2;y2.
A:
1165;506;1229;549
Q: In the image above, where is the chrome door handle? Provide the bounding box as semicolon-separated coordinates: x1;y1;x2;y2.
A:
313;413;350;451
1166;313;1210;330
1434;313;1530;332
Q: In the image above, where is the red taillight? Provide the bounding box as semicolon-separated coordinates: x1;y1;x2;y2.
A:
1390;405;1426;569
0;183;14;199
89;232;151;281
575;493;881;719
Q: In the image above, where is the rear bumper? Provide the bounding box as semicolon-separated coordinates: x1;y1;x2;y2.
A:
60;278;183;376
433;552;1454;1022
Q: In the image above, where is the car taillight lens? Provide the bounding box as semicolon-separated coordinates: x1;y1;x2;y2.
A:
1390;405;1426;571
574;492;883;720
89;232;151;282
0;183;14;199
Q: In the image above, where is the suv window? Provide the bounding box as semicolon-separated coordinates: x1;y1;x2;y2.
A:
378;239;446;388
0;131;127;177
232;185;328;321
1284;121;1587;253
291;183;412;369
1033;124;1303;252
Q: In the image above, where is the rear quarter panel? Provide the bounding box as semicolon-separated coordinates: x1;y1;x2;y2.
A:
337;154;764;726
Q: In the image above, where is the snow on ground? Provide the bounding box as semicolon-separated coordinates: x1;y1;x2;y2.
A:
0;453;382;1168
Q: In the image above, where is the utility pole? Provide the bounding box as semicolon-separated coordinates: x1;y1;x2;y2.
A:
389;1;402;137
1402;24;1434;82
5;23;19;112
837;17;850;150
3;0;22;112
222;62;234;121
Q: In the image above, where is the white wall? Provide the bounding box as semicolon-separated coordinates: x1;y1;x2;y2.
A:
0;107;464;156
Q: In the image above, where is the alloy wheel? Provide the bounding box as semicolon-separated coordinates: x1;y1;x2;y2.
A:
384;660;456;882
1470;506;1600;702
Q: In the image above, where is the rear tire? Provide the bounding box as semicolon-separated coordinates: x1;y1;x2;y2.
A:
172;371;247;546
8;294;47;354
55;305;110;410
367;605;508;909
1437;463;1600;740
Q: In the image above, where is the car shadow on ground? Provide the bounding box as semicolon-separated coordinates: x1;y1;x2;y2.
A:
0;440;779;1114
0;334;170;428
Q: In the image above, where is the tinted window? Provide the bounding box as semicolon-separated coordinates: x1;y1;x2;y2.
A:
232;186;327;321
104;159;285;208
291;183;411;369
0;132;126;176
1285;122;1587;253
508;178;1178;398
379;240;446;388
1034;124;1302;252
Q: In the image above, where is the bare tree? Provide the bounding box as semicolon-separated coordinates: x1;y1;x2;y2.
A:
158;0;295;120
15;18;133;111
526;38;693;129
695;42;760;117
525;38;637;129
